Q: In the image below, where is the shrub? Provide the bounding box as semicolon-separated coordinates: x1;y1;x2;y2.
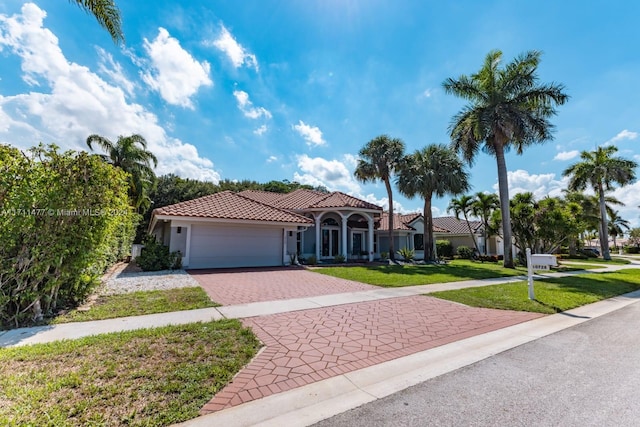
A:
333;254;346;263
0;145;138;328
397;247;415;262
625;246;640;254
380;251;389;260
305;254;318;265
478;255;499;262
436;240;454;258
457;245;475;259
136;236;182;271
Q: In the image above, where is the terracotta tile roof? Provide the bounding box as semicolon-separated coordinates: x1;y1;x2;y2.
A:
378;212;449;232
310;192;382;210
378;212;416;231
432;216;482;234
153;191;313;224
238;190;287;205
270;189;329;210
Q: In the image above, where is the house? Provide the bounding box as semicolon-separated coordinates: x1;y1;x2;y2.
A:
375;214;502;258
148;189;382;269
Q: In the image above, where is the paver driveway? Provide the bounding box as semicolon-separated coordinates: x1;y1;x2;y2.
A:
201;295;543;414
189;267;376;305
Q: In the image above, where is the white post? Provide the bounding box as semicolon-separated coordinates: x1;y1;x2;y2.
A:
526;247;535;300
367;214;374;262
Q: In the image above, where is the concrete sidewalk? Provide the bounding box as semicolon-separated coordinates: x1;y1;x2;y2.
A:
0;264;630;348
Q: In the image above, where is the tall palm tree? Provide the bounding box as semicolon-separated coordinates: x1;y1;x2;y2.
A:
397;144;470;261
447;195;480;253
354;135;405;261
472;192;500;255
608;210;630;249
71;0;124;44
563;145;637;260
443;50;569;268
86;134;158;209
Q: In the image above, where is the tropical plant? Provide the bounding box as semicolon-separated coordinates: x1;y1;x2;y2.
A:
397;247;415;262
397;144;470;261
456;245;475;259
86;134;158;210
443;50;569;268
354;135;406;261
71;0;124;44
563;145;637;260
472;192;500;254
436;240;454;258
608;210;630;249
136;236;182;271
447;195;480;253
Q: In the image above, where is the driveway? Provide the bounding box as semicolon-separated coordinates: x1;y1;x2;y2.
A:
188;267;376;305
201;295;542;414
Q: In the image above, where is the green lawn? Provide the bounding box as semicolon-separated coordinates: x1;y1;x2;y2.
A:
560;256;630;265
52;287;219;324
430;269;640;314
0;319;260;426
314;260;530;287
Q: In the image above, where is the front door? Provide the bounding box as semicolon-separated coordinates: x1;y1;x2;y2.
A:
352;232;363;256
322;228;340;257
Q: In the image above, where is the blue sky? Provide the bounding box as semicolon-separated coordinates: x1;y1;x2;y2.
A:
1;1;640;224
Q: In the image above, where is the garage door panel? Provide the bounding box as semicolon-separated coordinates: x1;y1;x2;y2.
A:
189;223;282;269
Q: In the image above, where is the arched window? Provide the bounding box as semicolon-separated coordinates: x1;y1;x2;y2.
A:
322;218;339;226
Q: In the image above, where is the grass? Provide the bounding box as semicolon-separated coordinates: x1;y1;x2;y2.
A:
314;259;531;287
0;319;260;426
559;256;630;265
51;287;219;324
430;269;640;314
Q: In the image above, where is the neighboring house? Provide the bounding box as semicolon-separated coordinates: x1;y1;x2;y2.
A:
376;214;502;259
148;189;382;269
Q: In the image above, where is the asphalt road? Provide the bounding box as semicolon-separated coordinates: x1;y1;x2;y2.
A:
313;300;640;427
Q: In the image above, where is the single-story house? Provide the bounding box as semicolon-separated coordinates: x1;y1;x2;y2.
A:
148;189;382;269
375;214;502;259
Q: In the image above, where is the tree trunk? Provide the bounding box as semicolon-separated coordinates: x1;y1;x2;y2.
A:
598;183;611;260
495;144;514;268
424;196;435;261
385;178;395;261
463;212;480;254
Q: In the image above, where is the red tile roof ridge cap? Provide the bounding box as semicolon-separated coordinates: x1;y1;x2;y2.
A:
233;191;312;222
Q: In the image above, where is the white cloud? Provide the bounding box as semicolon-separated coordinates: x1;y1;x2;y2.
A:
266;155;277;163
293;120;326;146
254;124;268;136
611;182;640;228
343;153;358;168
294;154;360;193
553;150;579;161
493;169;569;200
422;89;432;98
96;47;135;96
233;90;271;119
142;27;212;108
606;129;638;145
209;25;258;70
0;3;220;182
359;194;409;213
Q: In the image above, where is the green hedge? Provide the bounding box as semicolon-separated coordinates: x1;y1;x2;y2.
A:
0;144;138;328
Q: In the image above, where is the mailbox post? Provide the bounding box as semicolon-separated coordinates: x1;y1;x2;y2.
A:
526;248;535;300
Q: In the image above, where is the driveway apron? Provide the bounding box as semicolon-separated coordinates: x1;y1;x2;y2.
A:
189;267;376;305
201;295;542;414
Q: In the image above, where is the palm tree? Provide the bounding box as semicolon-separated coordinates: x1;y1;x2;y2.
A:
443;50;569;268
86;134;158;209
447;195;480;254
472;192;500;255
354;135;405;261
71;0;124;44
397;144;470;261
563;145;637;260
608;210;630;249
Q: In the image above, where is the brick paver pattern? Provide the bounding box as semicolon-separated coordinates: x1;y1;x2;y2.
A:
201;295;543;414
189;267;376;305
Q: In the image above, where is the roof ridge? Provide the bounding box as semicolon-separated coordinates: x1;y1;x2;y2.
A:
233;191;310;222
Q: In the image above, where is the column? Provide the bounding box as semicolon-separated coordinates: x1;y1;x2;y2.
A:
341;213;348;260
367;214;374;262
283;228;288;265
315;214;321;261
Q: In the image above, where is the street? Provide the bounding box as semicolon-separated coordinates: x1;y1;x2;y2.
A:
314;300;640;427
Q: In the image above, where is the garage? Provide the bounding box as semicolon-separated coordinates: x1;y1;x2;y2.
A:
189;223;283;269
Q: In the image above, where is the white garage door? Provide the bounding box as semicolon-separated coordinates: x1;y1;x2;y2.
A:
189;223;283;269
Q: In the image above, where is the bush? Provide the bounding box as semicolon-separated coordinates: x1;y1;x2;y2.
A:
436;240;454;258
477;255;499;262
305;254;318;265
333;254;346;263
0;144;137;328
136;236;182;271
397;247;415;262
625;246;640;254
457;245;475;259
380;251;389;260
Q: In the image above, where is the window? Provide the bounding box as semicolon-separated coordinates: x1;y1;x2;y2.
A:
414;233;424;250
